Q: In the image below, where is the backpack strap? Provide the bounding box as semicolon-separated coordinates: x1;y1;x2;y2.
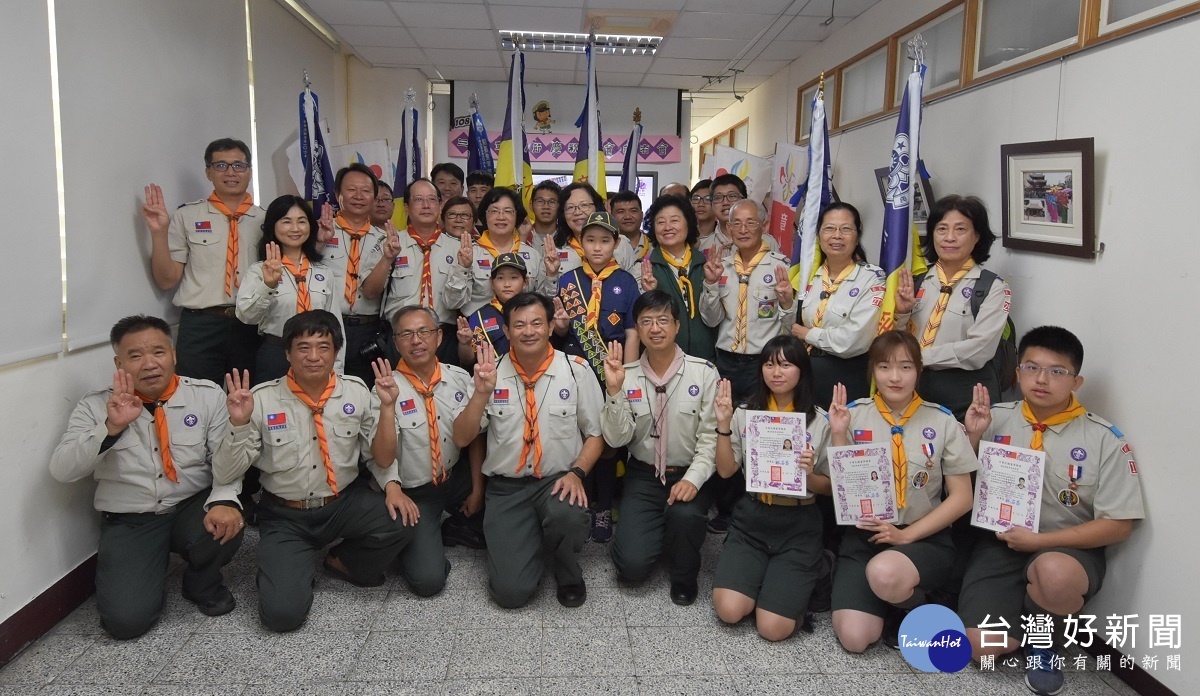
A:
969;268;999;318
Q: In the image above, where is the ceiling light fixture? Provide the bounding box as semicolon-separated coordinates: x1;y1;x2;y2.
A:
500;30;661;55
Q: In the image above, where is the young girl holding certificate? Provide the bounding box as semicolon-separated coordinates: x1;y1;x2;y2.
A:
826;330;977;652
712;335;831;641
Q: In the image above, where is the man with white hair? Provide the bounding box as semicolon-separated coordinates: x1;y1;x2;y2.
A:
697;173;779;259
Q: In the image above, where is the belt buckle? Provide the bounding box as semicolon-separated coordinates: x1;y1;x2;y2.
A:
222;306;236;319
301;496;326;510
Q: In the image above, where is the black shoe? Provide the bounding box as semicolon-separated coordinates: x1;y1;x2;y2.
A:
323;553;386;588
182;585;236;617
799;612;815;634
809;549;836;613
556;582;587;608
883;607;909;649
669;580;698;606
441;518;487;549
706;513;731;534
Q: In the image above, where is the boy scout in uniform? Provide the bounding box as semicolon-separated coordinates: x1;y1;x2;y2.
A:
459;253;527;364
453;293;604;609
214;310;414;632
50;315;244;639
142;138;263;385
960;326;1145;696
601;290;718;605
371;306;483;597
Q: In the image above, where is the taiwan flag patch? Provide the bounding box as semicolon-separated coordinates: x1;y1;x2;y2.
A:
558;249;571;260
994;435;1011;445
394;255;409;268
194;221;212;233
399;399;418;416
493;388;510;404
477;258;492;269
853;429;872;444
325;236;339;247
718;275;728;288
266;413;287;431
483;317;499;330
626;388;643;402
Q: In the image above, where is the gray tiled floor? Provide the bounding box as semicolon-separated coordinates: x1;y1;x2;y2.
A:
0;528;1143;695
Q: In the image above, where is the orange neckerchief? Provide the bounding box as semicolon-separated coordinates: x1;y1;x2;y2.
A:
336;215;372;307
581;261;620;330
919;260;975;348
286;371;340;495
136;374;181;483
208;193;254;298
280;255;311;313
873;392;923;509
511;347;555;478
408;227;442;307
478;231;519;258
813;263;855;328
396;360;447;484
1022;395;1086;451
732;244;770;352
660;246;696;318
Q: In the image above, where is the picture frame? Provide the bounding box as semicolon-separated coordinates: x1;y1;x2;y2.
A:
1000;138;1095;259
874;161;934;231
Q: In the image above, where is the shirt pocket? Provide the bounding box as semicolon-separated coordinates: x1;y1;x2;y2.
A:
308;283;334;311
676;397;702;427
260;426;298;473
168;419;207;470
752;287;778;319
1049;455;1099;495
186;226;221;248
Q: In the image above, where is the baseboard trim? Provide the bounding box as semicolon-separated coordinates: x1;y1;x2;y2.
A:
0;554;96;667
1083;640;1178;696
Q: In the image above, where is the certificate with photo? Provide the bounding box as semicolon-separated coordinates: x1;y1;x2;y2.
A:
827;444;897;524
971;441;1046;533
744;410;808;498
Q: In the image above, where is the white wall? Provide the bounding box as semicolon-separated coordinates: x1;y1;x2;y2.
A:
345;57;431;164
695;2;1197;691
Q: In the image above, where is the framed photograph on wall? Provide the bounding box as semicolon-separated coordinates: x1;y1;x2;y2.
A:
1000;138;1095;259
874;162;934;230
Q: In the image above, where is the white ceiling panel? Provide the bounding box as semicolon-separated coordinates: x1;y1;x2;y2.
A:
739;59;790;75
411;28;499;50
357;46;429;66
670;12;774;40
684;0;792;13
302;0;400;27
332;24;415;48
649;58;731;76
422;48;501;67
438;66;510;81
655;38;745;60
593;54;655;73
489;6;586;32
595;72;646;87
752;39;819;62
523;69;578;84
589;0;685;9
488;0;584;4
797;0;881;17
786;16;850;41
641;74;707;89
389;1;492;29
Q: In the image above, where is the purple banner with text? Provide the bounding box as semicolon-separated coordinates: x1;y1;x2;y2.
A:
447;128;681;164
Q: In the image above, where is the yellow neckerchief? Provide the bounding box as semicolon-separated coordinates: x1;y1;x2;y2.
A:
918;259;975;348
873;392;923;509
582;260;620;330
1022;395;1086;451
478;230;519;258
812;262;855;327
660;246;696;318
732;243;770;352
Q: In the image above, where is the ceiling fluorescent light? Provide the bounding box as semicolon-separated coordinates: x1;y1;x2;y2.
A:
500;30;661;55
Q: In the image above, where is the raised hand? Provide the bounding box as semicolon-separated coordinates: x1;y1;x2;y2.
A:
543;233;561;276
457;229;474;268
382;220;402;260
703;248;723;284
262;242;283;289
105;369;142;435
964;383;992;439
895;267;916;314
456;316;475;346
224;369;254;426
372;358;399;406
473;341;498;393
828;382;850;436
774;264;795;308
141;184;170;237
317;202;335;244
640;256;658;291
552;296;570;334
714;378;734;429
603;341;625;396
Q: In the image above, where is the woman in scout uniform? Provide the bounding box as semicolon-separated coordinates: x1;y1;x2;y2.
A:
711;334;830;641
555;211;640;543
440;196;478;242
237;195;342;383
457;253;527;365
824;330;977;653
639;194;717;362
554;183;638;274
466;187;558;315
790;202;885;409
894;195;1011;419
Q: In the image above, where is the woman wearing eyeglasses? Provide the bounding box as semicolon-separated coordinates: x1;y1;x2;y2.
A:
639;194;717;362
791;203;885;410
439;196;478;242
553;183;638;274
894;195;1012;420
464;187;559;316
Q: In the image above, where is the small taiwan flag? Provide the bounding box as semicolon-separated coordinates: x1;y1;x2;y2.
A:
718;275;728;288
194;221;212;233
853;429;872;443
399;399;418;416
494;388;510;404
558;249;571;260
483;317;499;330
477;258;491;269
394;255;409;267
994;435;1011;445
326;236;339;247
267;412;287;431
626;388;643;401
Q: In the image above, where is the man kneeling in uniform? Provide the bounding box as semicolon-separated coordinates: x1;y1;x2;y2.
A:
51;315;244;639
214;310;414;631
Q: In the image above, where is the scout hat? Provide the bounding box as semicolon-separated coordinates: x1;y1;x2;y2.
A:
491;252;528;278
582;211;619;238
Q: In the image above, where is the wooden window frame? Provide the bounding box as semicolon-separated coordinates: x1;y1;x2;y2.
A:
891;2;967;107
701;118;750;165
834;40;893;130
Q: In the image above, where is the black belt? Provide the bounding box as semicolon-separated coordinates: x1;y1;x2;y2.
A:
262;490;340;510
342;314;381;326
185;306;236;318
747;492;815;507
628;457;685;476
262;334;284;346
717;349;759;363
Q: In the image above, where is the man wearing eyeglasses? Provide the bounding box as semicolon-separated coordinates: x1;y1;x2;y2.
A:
601;290;718;606
697;174;778;259
370;182;395;228
371;306;485;598
142;138;264;388
526;181;562;245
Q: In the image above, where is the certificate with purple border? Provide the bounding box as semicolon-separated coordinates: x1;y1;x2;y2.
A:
827;444;897;524
744;410;807;498
972;442;1046;533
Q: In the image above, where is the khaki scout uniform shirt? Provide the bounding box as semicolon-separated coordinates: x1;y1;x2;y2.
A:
382;232;473;324
800;263;886;358
699;248;797;354
477;351;604;478
600;356;719;490
828;398;979;525
896;264;1011;371
214;375;394;499
984;402;1145;531
50;377;238;513
465;241;558;315
322;221;388;316
167;199;265;309
236;260;341;337
733;405;831;501
374;364;474;488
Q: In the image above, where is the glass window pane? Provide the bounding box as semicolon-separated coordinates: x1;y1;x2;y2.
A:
978;0;1081;72
733;123;748;151
1108;0;1178;22
798;76;835;139
840;47;887;124
894;6;964;105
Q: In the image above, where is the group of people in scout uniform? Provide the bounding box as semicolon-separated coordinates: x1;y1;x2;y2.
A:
50;137;1143;696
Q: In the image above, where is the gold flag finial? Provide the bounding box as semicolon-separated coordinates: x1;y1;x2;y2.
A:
818;71;825;98
633;107;642;124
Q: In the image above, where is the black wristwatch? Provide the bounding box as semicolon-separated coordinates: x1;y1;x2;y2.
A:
569;466;587;481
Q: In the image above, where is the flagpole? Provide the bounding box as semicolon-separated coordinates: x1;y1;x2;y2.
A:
904;35;926;273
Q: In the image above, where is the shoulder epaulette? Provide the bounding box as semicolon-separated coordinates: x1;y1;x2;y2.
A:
180;376;222;391
992;401;1021;412
848;398;872;409
250;379;281;393
920;401;954;416
1085;411;1123;438
182;199;206;208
